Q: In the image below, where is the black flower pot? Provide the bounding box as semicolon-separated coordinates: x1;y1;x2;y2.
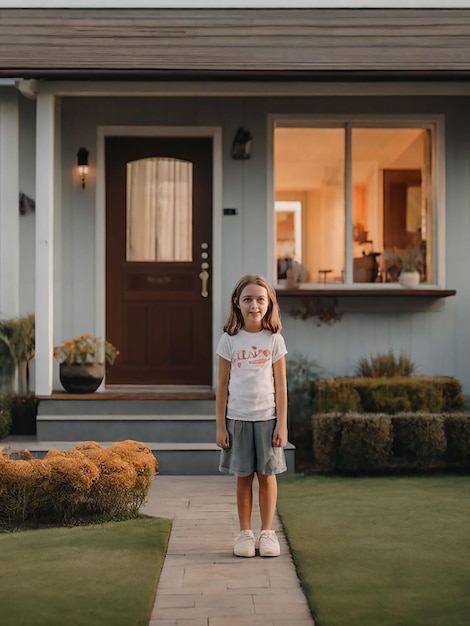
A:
59;363;104;394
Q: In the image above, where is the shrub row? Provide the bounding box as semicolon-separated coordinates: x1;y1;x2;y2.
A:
0;397;11;439
312;377;466;414
313;412;470;473
0;440;158;524
0;393;38;438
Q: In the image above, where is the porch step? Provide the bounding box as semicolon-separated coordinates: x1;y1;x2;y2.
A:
37;399;217;444
2;438;296;476
37;398;217;416
37;414;216;443
32;397;296;475
3;440;221;475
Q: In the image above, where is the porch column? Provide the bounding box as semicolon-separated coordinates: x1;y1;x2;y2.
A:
0;90;20;317
35;93;55;395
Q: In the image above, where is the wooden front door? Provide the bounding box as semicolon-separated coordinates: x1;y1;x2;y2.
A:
105;136;213;386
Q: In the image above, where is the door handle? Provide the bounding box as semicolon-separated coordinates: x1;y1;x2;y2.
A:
199;262;209;297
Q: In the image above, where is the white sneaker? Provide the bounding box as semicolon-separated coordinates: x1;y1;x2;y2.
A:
258;530;281;557
234;530;256;557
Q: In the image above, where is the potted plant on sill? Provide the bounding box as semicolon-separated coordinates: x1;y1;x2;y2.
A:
396;247;423;288
53;334;119;393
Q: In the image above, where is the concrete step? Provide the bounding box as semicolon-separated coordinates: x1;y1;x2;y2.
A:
1;438;296;476
38;398;216;416
36;414;216;443
29;396;296;475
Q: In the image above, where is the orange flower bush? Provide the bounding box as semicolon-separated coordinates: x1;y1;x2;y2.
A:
74;441;102;453
78;445;137;516
0;456;50;522
42;449;101;523
0;440;158;525
109;440;159;512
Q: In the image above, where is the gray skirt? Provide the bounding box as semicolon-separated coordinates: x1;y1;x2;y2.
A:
219;418;287;477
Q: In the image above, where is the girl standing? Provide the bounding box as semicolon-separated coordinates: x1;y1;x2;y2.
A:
216;274;288;558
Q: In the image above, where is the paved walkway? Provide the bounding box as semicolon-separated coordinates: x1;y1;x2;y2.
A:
142;475;314;626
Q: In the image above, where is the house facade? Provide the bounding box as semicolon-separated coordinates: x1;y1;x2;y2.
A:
0;2;469;402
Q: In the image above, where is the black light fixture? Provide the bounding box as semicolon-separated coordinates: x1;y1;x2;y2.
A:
76;147;89;189
231;127;253;160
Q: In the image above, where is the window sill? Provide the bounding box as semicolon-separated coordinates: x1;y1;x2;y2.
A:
276;286;456;321
276;287;456;298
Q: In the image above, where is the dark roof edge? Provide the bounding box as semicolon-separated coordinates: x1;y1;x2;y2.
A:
3;69;470;81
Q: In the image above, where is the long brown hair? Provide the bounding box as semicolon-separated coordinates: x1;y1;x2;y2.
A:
222;274;282;336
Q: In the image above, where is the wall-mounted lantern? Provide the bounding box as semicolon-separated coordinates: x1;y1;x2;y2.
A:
231;127;252;160
76;147;89;189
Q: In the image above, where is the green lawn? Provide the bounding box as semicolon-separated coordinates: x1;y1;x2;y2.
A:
277;474;470;626
0;516;172;626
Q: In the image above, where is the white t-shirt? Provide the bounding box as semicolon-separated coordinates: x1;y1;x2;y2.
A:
216;329;288;421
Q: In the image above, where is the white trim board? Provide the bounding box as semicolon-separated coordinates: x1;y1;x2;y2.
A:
21;81;470;99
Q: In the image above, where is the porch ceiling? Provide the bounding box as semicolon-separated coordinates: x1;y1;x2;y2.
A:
2;8;470;80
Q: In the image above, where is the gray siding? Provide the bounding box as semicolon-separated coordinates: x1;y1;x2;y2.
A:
50;93;470;401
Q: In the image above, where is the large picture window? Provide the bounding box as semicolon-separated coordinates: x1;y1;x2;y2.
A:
274;120;439;287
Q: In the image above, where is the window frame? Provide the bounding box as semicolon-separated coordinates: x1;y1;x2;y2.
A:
268;113;446;290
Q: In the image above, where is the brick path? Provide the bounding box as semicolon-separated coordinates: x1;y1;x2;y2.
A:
142;475;314;626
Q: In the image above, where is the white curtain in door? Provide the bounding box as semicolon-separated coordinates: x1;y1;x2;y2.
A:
126;157;193;262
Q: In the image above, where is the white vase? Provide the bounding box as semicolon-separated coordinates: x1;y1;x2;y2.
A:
399;271;420;288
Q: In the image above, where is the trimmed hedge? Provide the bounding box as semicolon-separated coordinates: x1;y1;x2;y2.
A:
313;376;466;414
6;393;37;435
313;412;470;473
445;414;470;467
337;414;393;472
311;413;343;471
0;397;12;439
312;379;362;413
391;414;446;468
0;393;38;438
